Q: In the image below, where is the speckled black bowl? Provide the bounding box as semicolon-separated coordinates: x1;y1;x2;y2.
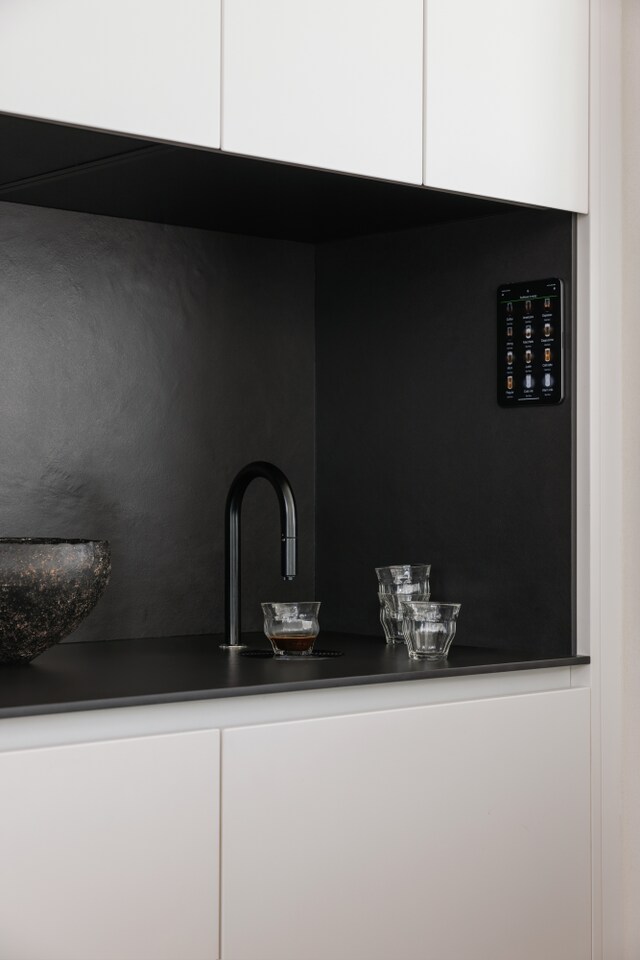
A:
0;539;111;664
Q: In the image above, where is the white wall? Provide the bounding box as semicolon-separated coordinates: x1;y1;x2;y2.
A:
621;1;640;954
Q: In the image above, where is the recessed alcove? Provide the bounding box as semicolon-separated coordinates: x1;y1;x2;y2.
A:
0;113;573;653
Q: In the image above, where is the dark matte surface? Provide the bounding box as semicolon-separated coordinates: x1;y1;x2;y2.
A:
0;114;145;187
0;200;315;640
0;114;517;243
0;119;575;663
0;632;589;719
316;209;574;656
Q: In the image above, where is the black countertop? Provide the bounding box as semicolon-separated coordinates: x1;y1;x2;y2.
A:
0;633;590;720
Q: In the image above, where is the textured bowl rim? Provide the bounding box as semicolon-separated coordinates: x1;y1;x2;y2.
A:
0;538;109;546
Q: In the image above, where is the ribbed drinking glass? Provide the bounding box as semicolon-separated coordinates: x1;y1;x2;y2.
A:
375;564;431;644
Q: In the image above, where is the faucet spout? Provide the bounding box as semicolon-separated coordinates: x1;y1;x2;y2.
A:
221;461;298;649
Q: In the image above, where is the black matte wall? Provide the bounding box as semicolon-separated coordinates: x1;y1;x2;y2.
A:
315;209;574;656
0;197;574;656
0;200;315;641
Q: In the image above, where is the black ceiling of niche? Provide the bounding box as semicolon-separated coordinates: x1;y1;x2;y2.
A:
0;113;519;243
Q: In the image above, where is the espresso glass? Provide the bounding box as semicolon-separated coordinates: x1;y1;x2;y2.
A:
261;602;321;658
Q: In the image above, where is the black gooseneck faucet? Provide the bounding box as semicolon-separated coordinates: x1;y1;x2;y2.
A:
221;461;297;649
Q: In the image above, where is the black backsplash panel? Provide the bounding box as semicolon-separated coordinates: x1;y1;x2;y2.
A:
315;209;574;656
0;196;573;656
0;200;315;642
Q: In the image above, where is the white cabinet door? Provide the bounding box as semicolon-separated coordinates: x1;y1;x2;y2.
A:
0;1;220;148
222;0;423;184
424;0;589;212
0;730;220;960
221;689;590;960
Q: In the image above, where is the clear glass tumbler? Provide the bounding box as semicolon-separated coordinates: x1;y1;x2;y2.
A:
261;602;321;658
400;601;461;661
375;564;431;644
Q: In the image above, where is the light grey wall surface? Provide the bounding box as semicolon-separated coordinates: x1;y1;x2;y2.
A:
0;201;315;641
622;1;640;951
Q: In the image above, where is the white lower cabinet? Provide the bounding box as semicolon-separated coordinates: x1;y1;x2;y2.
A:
220;689;590;960
0;689;591;960
0;729;220;960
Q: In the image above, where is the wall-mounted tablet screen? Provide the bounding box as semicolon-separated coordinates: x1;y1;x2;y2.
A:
497;277;564;406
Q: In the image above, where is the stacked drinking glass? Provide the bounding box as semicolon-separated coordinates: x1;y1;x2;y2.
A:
376;564;461;661
376;564;431;645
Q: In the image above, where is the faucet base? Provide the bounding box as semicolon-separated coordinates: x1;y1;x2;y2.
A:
219;642;249;650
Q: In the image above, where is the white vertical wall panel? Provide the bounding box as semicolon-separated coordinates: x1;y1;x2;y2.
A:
0;730;220;960
424;0;589;212
221;689;590;960
222;0;423;184
0;1;221;147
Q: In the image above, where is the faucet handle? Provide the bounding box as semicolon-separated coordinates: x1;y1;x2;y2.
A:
281;536;297;580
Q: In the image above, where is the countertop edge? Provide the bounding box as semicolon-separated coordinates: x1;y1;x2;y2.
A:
0;651;591;721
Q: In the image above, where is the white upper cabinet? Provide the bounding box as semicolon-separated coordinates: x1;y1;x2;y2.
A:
221;0;424;184
0;1;589;207
424;0;589;212
0;0;221;148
